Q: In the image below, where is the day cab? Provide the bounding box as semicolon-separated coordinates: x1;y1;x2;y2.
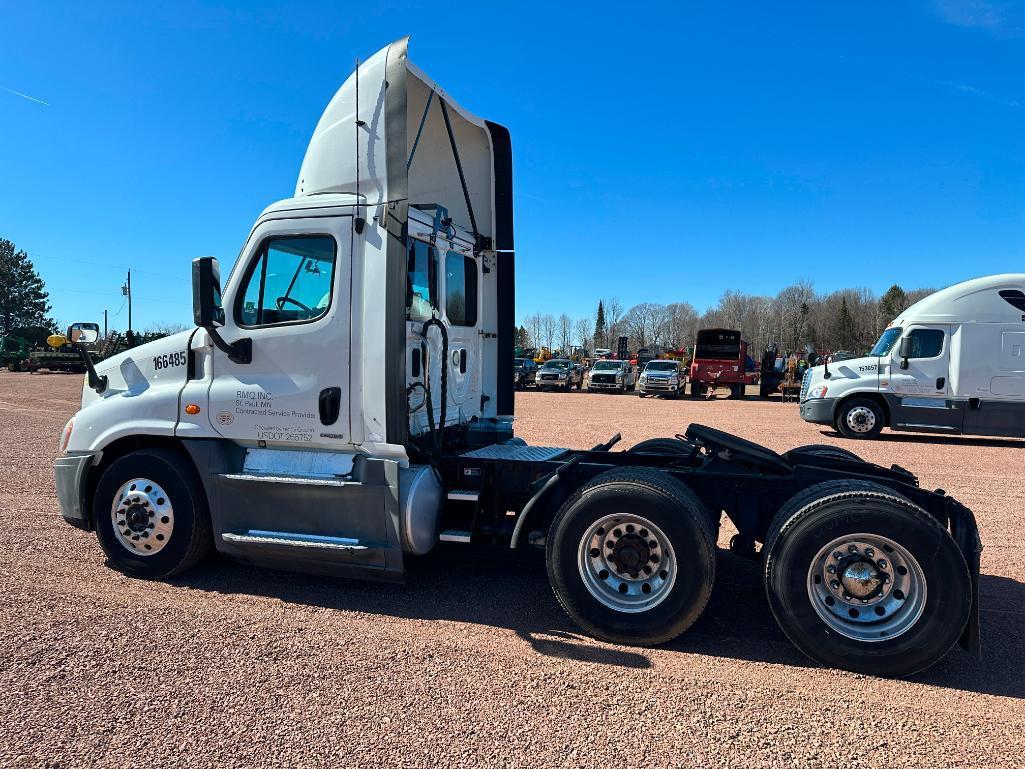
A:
800;274;1025;439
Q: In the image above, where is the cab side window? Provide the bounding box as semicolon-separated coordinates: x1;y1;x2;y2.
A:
445;251;478;327
238;236;336;327
407;240;438;321
907;329;944;358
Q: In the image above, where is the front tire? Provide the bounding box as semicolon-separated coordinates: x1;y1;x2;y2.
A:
763;480;971;677
93;448;213;579
836;398;884;439
546;468;716;646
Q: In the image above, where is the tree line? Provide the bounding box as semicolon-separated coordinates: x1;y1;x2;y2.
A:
518;282;935;359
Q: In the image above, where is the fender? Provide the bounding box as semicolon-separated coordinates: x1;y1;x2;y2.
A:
509;454;584;549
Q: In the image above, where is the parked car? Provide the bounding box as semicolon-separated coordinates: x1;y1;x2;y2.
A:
587;359;637;393
513;357;537;389
637;359;686;398
537;358;583;391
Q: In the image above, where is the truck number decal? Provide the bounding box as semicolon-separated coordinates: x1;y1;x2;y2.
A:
153;351;188;370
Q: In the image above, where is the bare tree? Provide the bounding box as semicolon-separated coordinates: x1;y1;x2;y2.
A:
573;316;592;354
664;302;698;349
557;313;572;355
604;297;624;348
539;313;556;352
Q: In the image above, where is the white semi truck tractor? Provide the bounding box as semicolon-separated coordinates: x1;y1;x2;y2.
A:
53;39;981;677
801;274;1025;439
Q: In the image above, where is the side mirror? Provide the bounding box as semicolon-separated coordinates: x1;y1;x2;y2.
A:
192;256;224;328
67;322;99;344
897;335;912;369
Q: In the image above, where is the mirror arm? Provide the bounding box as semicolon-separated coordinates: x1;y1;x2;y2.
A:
74;343;108;394
206;327;252;364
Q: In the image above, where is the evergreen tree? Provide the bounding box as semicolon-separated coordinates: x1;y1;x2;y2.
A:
593;300;606;349
514;325;529;348
0;239;52;335
878;284;908;328
836;296;852;350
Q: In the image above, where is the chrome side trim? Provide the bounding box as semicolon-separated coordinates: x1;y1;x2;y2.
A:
222;530;366;550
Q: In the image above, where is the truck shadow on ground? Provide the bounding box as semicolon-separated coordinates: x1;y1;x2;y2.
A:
818;429;1024;449
176;550;1025;697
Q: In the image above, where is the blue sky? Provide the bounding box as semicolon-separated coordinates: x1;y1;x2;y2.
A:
2;0;1023;332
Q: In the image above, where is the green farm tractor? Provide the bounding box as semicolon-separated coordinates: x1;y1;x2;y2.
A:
0;335;30;372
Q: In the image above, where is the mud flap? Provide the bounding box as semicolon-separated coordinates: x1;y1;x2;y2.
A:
947;497;982;656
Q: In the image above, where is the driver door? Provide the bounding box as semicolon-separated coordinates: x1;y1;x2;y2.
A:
206;217;352;449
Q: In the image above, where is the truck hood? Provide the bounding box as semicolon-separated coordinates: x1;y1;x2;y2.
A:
82;330;195;408
804;355;880;394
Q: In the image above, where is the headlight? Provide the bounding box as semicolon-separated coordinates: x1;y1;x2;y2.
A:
59;417;75;454
557;372;567;379
639;374;647;382
808;385;829;399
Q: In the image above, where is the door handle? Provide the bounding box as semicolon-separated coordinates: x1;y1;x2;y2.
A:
319;386;341;425
936;377;945;390
459;349;467;374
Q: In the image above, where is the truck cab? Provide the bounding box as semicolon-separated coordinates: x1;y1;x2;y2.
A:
55;38;514;581
800;274;1025;439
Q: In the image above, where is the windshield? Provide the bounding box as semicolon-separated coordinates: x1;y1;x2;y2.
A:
542;359;571;369
644;361;678;372
592;361;622;371
869;327;903;357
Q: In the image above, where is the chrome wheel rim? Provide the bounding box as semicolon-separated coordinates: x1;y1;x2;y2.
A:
110;477;174;556
845;405;877;434
578;514;676;613
807;533;926;642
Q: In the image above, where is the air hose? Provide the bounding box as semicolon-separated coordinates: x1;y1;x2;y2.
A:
418;316;449;457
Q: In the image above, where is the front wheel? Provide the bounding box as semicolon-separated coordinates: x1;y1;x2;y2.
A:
93;448;213;579
546;468;716;646
764;480;971;677
836;398;884;439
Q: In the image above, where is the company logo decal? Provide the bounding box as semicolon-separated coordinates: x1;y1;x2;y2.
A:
216;411;235;426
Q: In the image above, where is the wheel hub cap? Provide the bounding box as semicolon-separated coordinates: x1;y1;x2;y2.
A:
578;514;676;613
847;407;876;433
807;534;926;642
840;560;882;599
110;477;175;557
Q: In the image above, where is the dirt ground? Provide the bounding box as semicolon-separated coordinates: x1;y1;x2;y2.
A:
2;371;1024;768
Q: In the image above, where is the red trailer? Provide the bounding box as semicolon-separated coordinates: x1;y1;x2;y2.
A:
688;328;759;398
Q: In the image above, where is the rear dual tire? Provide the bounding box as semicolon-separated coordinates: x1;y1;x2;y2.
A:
546;468;716;646
763;480;971;677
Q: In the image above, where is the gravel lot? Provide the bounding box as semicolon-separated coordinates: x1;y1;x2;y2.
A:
2;371;1024;768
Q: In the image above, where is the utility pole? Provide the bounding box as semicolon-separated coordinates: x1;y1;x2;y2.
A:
122;270;133;346
103;309;108;340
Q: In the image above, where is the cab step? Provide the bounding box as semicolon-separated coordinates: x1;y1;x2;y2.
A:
222;530;367;551
446;490;479;502
439;529;472;543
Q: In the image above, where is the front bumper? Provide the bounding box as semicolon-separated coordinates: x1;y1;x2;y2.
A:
54;452;98;530
588;381;625;390
799;397;836;425
639;380;680;394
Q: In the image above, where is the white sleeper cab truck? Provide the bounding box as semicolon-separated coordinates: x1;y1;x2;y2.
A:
801;274;1025;439
54;40;981;677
